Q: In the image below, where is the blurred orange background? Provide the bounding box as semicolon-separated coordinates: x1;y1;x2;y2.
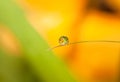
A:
1;0;120;81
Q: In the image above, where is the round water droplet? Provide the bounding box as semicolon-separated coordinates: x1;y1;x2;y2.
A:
59;36;69;45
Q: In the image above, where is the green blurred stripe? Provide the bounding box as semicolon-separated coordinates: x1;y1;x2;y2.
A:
0;0;76;82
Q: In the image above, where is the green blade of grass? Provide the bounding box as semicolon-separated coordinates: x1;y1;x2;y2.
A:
0;0;76;82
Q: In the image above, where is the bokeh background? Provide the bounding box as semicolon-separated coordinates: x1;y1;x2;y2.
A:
0;0;120;82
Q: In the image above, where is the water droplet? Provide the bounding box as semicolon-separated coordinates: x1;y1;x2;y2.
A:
59;36;69;45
